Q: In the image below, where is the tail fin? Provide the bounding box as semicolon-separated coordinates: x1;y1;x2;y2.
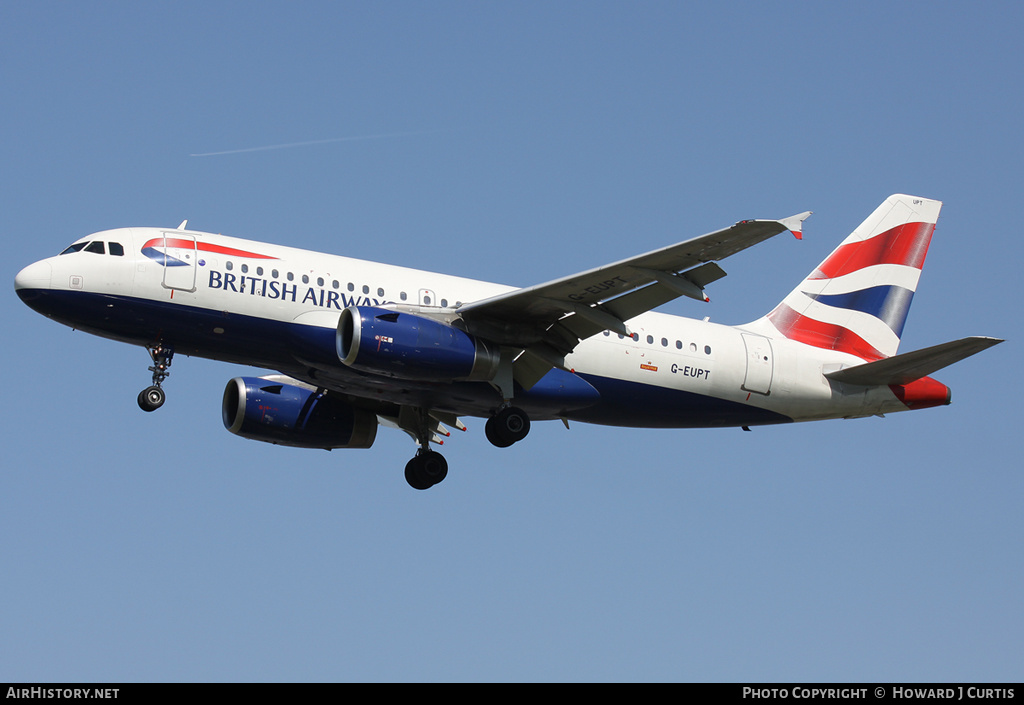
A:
760;194;941;360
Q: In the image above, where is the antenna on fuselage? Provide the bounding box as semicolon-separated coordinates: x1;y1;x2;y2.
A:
177;220;188;230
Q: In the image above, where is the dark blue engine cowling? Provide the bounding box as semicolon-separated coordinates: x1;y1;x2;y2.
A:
222;377;378;449
337;305;500;381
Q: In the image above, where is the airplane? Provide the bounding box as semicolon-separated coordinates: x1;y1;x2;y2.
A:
14;194;1002;489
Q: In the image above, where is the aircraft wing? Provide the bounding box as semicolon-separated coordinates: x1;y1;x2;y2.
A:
457;211;811;388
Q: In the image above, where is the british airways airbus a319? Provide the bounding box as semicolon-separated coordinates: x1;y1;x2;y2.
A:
15;194;1002;489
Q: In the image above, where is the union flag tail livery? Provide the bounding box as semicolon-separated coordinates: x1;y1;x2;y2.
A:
763;194;940;361
15;193;1002;489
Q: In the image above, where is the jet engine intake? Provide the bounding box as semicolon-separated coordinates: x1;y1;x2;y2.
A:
222;377;378;449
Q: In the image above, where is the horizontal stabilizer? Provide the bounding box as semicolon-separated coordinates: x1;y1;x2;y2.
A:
824;336;1003;386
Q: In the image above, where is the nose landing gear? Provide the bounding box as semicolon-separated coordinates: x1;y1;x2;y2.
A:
137;343;173;412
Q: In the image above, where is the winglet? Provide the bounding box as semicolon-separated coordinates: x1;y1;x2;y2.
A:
778;211;812;240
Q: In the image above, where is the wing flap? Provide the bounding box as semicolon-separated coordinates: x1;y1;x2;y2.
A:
513;348;558;390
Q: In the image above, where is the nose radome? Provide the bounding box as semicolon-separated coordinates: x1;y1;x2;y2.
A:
14;260;52;292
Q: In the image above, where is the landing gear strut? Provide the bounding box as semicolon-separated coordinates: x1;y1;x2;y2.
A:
138;343;173;412
485;405;531;448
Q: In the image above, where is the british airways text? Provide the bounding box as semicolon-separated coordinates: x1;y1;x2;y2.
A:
207;270;383;309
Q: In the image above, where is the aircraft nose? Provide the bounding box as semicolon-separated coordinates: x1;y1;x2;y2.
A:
14;260;52;296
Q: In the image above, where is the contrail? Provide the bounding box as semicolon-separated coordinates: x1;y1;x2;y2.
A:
190;129;443;157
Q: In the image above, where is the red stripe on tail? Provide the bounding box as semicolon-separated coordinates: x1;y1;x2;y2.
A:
767;303;886;361
809;221;935;280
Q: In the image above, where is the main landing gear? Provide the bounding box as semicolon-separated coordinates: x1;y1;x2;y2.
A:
405;449;449;491
137;343;174;412
402;405;531;490
485;405;531;448
402;407;451;490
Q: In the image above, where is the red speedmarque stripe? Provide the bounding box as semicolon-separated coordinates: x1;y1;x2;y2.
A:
142;238;279;260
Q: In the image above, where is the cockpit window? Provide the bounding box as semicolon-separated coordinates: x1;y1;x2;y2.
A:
85;241;106;255
60;242;88;255
109;242;124;256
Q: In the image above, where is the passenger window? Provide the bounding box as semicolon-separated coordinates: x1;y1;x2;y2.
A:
108;242;124;256
362;285;369;294
379;288;385;297
317;277;324;286
646;335;654;344
85;241;105;255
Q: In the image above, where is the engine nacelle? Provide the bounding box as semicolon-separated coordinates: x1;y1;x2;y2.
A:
337;305;500;381
222;377;378;449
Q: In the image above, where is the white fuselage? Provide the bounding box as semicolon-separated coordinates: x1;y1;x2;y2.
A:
16;225;925;428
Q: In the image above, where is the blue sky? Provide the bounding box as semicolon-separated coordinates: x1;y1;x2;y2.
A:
2;2;1021;682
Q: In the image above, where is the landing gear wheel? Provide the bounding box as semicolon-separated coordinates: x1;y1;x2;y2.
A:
137;385;165;412
485;417;514;448
405;450;449;490
485;406;531;448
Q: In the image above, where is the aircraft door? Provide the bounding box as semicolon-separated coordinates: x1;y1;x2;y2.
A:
741;333;774;395
419;288;436;306
161;233;197;292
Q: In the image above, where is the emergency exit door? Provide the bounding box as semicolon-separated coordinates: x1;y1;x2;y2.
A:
741;333;774;395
